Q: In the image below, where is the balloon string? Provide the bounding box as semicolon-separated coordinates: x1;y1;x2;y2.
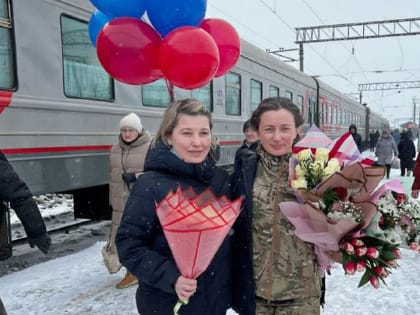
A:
166;79;175;102
173;299;188;315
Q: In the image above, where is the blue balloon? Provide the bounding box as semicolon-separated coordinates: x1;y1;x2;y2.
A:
90;0;146;19
88;10;110;47
146;0;207;37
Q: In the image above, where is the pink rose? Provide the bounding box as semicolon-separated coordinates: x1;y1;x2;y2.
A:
386;260;398;268
356;247;367;257
369;275;380;288
356;261;366;272
366;247;379;259
344;262;356;275
351;238;364;247
374;266;388;277
409;242;418;251
391;249;401;259
343;242;355;255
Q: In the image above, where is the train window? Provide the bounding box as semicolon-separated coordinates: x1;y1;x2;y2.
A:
142;79;171;107
308;96;316;125
297;95;304;113
326;103;329;124
250;79;262;111
0;1;7;17
192;82;213;112
330;104;334;124
284;90;293;101
320;101;325;126
269;85;279;97
225;72;241;116
335;106;339;125
0;0;15;89
61;15;113;100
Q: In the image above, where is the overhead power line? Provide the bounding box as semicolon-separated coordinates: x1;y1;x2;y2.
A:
295;17;420;44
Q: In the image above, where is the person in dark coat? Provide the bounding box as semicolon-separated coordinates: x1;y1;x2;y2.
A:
411;152;420;198
0;150;51;252
349;124;362;152
115;99;233;315
230;97;321;315
0;150;51;315
233;119;259;172
369;130;376;152
397;130;416;176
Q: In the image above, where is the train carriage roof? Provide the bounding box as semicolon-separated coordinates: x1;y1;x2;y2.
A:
239;39;315;88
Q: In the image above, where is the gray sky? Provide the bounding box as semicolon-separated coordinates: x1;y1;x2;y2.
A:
206;0;420;128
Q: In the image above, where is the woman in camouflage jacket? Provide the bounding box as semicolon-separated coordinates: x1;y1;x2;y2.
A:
231;97;321;315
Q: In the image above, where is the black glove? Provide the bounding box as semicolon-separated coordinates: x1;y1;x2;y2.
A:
28;233;51;254
122;172;137;184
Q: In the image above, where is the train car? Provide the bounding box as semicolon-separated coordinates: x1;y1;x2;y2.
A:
0;0;388;225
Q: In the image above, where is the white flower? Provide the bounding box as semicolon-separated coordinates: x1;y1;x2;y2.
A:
384;228;403;244
296;149;312;162
295;164;306;178
314;148;329;164
327;158;340;171
291;178;307;189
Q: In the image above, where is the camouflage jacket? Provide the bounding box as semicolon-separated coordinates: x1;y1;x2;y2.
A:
230;147;320;315
252;149;320;301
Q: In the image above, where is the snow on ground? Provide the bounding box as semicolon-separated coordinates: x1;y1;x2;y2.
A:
1;242;419;315
1;149;420;314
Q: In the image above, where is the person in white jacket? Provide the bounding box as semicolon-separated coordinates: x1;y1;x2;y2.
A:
375;129;399;179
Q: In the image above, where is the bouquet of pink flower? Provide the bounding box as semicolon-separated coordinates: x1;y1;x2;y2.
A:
280;125;404;288
156;186;242;314
340;233;400;288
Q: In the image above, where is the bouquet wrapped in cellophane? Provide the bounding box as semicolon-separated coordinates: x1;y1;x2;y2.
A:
156;186;242;314
280;125;405;288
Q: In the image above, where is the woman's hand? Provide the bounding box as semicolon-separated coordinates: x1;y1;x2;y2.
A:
175;276;197;301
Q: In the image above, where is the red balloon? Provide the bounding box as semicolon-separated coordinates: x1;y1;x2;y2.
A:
96;18;162;85
159;26;219;90
200;18;240;77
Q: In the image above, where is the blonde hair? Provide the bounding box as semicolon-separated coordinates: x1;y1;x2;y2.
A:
152;98;212;147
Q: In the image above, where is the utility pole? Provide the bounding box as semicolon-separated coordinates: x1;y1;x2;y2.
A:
413;97;420;129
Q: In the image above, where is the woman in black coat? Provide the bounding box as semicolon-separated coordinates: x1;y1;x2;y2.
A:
398;130;416;176
233;119;259;172
115;99;232;315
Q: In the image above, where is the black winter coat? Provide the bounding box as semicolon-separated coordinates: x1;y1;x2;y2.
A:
0;151;47;239
233;141;259;172
116;140;232;315
230;149;258;315
398;133;416;162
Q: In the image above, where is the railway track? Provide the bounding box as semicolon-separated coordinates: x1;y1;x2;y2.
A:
11;218;94;246
1;218;110;277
